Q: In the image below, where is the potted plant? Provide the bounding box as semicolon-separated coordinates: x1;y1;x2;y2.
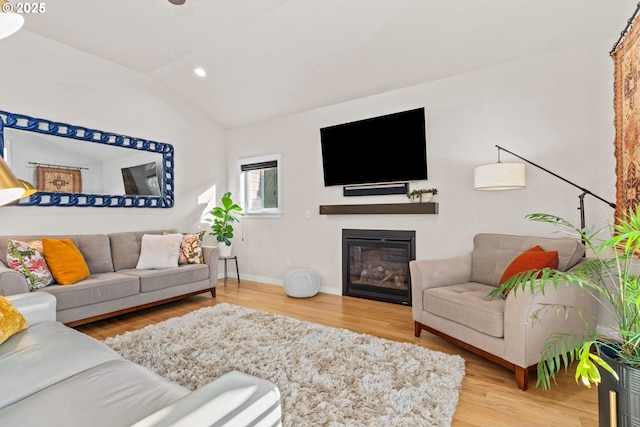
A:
209;191;243;257
407;188;438;203
490;207;640;425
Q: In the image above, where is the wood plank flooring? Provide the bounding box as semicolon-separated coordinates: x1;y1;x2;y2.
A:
76;279;598;427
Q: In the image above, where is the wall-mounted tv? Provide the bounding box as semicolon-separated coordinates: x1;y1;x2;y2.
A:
320;107;427;187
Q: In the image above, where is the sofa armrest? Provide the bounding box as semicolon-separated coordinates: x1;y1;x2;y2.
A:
410;252;473;322
132;371;282;427
0;262;30;296
6;292;56;326
409;252;472;292
202;245;220;288
503;277;597;368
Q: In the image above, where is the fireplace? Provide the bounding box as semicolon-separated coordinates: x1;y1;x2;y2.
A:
342;229;415;306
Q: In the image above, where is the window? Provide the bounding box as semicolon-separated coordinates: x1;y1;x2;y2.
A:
239;154;281;217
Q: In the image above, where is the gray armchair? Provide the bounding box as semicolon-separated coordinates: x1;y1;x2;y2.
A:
410;233;597;390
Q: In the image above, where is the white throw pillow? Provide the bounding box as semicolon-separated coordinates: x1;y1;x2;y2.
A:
136;234;183;269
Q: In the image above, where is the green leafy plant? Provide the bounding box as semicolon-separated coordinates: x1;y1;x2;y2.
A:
209;192;243;246
406;188;438;202
489;207;640;390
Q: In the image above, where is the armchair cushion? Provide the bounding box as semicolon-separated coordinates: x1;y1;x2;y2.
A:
423;283;505;337
470;234;584;287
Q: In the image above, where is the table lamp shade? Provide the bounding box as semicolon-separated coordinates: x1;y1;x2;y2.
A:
474;162;526;191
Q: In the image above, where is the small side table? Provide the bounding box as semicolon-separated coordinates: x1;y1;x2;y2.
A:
219;255;240;287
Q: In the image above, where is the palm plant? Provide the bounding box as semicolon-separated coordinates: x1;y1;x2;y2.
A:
489;206;640;390
209;192;243;246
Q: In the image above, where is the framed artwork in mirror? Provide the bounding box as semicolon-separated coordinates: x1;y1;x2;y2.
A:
0;110;174;208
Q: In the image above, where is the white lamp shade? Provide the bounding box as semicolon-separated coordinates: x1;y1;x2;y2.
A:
0;11;24;40
474;162;526;191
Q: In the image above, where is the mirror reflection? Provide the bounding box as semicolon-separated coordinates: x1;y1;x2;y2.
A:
6;128;164;196
0;110;174;208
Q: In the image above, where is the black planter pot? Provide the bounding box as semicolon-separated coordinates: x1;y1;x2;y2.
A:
597;346;640;427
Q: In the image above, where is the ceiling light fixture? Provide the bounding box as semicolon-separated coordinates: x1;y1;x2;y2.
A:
0;0;24;40
168;0;186;5
194;67;207;78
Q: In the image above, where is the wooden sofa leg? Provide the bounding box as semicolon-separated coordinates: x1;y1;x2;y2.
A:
210;288;216;298
414;321;422;337
515;366;529;391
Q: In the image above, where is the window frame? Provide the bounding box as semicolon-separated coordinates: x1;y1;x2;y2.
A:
238;153;282;218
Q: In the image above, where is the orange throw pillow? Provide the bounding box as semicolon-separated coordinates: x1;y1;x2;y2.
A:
42;238;91;285
499;246;559;296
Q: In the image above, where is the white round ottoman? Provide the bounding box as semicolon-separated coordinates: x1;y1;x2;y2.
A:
283;269;321;298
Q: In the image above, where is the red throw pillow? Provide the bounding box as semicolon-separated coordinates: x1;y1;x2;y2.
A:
499;246;559;296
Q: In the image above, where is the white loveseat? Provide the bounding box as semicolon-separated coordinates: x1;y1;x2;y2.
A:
0;292;282;426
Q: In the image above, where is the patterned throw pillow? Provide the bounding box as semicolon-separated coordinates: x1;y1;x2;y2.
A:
163;231;205;265
6;239;54;291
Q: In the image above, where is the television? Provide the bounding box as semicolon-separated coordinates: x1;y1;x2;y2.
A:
121;162;162;196
320;107;427;187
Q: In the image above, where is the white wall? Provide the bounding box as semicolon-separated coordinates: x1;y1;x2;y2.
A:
0;31;226;237
226;39;617;295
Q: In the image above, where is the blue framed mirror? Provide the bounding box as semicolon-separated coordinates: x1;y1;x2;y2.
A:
0;110;174;208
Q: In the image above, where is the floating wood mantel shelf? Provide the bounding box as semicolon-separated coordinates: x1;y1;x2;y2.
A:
319;203;438;215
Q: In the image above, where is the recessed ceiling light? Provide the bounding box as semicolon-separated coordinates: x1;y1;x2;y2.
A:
194;67;207;78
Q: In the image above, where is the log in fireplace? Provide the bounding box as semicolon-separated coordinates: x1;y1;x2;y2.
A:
342;229;415;306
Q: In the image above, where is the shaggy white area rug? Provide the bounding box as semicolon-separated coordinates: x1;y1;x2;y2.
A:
104;303;465;427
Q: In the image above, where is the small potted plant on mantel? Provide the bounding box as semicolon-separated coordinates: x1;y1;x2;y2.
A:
406;188;438;203
490;207;640;425
209;192;243;258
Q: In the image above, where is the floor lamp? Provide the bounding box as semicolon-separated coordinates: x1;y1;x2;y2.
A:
474;145;616;230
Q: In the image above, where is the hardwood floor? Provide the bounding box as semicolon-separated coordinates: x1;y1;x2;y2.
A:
76;279;598;427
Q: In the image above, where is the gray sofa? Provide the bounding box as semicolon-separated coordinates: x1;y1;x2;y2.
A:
0;231;218;326
410;233;597;390
0;292;282;427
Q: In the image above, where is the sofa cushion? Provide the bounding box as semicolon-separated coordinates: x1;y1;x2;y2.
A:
120;264;210;293
500;246;559;296
109;231;162;271
42;238;91;285
0;296;27;345
40;273;140;310
0;321;121;410
75;235;115;274
470;233;585;287
423;282;505;338
0;359;189;427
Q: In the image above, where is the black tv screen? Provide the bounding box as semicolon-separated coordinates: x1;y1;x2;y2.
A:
320;108;427;186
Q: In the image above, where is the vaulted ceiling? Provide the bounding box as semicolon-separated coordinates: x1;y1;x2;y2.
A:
21;0;636;128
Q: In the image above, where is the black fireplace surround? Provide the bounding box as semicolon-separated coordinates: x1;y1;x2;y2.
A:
342;229;416;306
